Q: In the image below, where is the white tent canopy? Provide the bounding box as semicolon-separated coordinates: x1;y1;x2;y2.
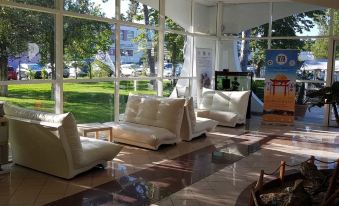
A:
303;60;339;72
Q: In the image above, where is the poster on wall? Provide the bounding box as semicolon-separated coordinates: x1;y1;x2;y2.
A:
263;49;298;124
196;48;213;89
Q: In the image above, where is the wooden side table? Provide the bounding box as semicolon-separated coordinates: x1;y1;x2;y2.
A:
77;123;113;142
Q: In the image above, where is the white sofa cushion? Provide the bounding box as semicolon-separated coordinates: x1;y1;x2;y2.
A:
197;88;250;127
61;113;83;167
199;88;214;109
124;95;141;122
113;122;177;149
194;117;218;134
136;98;160;126
224;91;250;119
185;97;196;130
211;92;231;111
209;110;238;127
4;103;83;166
80;137;122;166
124;94;185;138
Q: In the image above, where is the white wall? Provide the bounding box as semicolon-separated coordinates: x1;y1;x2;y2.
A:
165;0;191;31
223;3;270;34
194;3;217;34
218;40;241;71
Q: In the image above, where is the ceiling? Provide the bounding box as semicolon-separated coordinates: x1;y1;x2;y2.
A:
194;0;339;9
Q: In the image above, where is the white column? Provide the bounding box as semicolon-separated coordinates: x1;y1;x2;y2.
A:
55;0;64;114
324;9;335;127
268;2;273;49
215;2;223;73
158;0;165;96
190;0;195;97
114;0;121;122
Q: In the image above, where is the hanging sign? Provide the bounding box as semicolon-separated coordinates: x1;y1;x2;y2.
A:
196;48;213;89
263;49;298;124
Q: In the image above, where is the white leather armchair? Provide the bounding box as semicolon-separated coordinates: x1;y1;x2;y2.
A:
180;97;218;141
4;103;122;179
197;88;251;127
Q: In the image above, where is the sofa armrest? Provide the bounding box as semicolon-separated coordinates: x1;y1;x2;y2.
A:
5;115;62;128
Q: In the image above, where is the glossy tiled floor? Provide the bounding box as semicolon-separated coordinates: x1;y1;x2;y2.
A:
0;116;338;206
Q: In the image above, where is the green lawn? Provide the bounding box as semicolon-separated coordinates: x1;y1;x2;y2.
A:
0;80;174;123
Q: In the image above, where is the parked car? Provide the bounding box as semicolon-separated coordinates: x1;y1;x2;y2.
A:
163;63;183;77
7;66;17;80
120;64;136;77
44;63;70;78
67;62;89;78
16;63;43;80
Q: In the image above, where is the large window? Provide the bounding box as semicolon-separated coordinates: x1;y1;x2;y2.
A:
119;80;157;114
120;26;158;78
120;0;158;26
64;0;116;19
63;82;115;123
63;17;114;79
9;0;55;8
0;84;55;112
0;0;337;125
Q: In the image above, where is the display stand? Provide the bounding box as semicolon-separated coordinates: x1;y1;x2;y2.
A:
0;117;9;174
215;70;253;118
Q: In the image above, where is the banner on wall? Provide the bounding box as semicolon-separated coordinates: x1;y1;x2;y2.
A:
263;49;299;124
196;48;213;89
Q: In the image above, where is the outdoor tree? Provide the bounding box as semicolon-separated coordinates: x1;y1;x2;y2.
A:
0;7;37;96
311;10;339;59
164;19;185;78
63;0;113;79
126;0;185;81
0;0;113;97
240;10;325;77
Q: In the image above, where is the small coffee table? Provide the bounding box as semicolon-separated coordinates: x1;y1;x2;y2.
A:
77;123;113;142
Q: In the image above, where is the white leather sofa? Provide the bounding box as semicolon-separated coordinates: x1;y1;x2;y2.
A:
197;88;251;127
108;94;186;150
4;103;122;179
180;97;218;141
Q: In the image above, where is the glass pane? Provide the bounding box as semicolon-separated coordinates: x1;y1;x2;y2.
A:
0;8;55;81
298;81;325;125
7;0;55;8
121;0;158;26
271;38;328;125
120;26;158;77
119;80;157;114
223;3;270;37
63;82;115;123
219;40;242;72
329;41;339;126
64;0;116;19
194;2;217;35
64;17;114;79
334;10;339;35
165;0;190;31
163;78;190;97
164;32;188;77
0;84;54;112
247;40;268;78
272;2;328;37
